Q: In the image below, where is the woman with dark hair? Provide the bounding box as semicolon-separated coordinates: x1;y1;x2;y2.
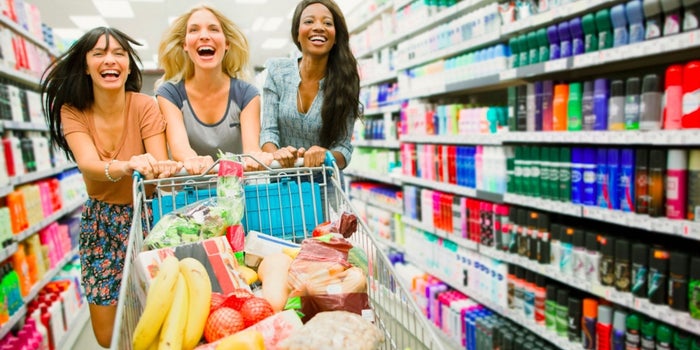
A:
260;0;362;169
41;26;179;347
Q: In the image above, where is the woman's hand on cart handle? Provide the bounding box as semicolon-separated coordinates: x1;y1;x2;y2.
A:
182;155;215;175
296;146;336;168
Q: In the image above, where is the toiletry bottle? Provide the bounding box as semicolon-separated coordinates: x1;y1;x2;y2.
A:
609;80;626;130
542;80;554;131
572;147;583;204
620;148;636;212
648;248;670;304
608;148;621;210
568;82;583;131
681;61;700;128
631;243;650;298
535;274;547;324
537;213;551;264
611;4;629;46
689;257;700;319
668;251;689;311
666;149;688;220
582;13;599;52
558;21;572;58
550;223;562;269
647;149;667;217
635;148;650;214
663;64;684;129
553;83;570;131
661;0;683;35
614;239;631;292
626;313;642;350
556;288;570;338
683;0;700;30
688;150;700;221
625;77;641;130
583;147;598;206
598;305;613;350
641;318;656;349
596;9;614;50
582;80;596;130
535;81;544;131
612;309;628;350
598;148;610;208
627;0;646;43
569;17;585;56
509;37;520;68
545;284;559;330
547;24;561;60
567;296;583;343
674;331;691;350
518;34;530;66
582;298;598;350
643;0;663;39
560;147;572;202
538;27;550;63
523;270;536;320
572;229;587;279
600;235;616;287
639;74;663;130
507;264;516;309
527;31;540;65
594;78;610;130
560;227;574;276
655;323;674;350
585;231;601;283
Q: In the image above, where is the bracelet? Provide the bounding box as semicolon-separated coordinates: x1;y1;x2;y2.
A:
105;159;123;182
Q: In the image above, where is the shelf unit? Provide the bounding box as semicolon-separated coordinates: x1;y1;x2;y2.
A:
0;9;87;345
349;0;700;346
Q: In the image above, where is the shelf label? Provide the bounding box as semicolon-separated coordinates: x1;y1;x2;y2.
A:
544;58;567;72
499;68;517;81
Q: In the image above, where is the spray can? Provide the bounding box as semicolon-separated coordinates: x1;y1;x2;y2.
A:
614;239;631;292
648;248;670;304
626;313;642;350
668;251;689;311
689;257;700;319
600;235;616;287
582;298;598;350
631;243;650;298
688;150;700;221
609;80;626;130
647;149;666;217
666;149;688;220
639;74;663;130
635;148;650;214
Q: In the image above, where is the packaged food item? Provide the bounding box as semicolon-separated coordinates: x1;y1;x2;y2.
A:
278;311;383;350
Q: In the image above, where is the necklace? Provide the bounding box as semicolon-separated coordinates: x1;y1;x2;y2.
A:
297;89;307;114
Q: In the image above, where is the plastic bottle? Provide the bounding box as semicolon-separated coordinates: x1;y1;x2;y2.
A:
661;0;683;35
631;243;650;298
608;148;621;210
594;78;610;130
553;84;569;131
558;21;572;58
611;4;629;46
582;298;598;350
666;149;688;220
688;150;700;221
527;31;540;65
647;149;667;217
681;60;700;128
639;74;664;130
547;24;561;60
625;77;641;130
585;231;601;283
663;64;684;129
626;313;642;350
560;227;574;276
627;0;646;43
598;305;613;350
668;251;689;311
568;82;583;131
572;229;587;278
570;17;585;55
643;0;663;39
537;28;550;63
648;248;669;304
582;13;599;52
620;149;636;212
683;0;700;30
609;80;626;130
596;9;614;50
582;80;596;130
614;239;631;292
674;331;692;350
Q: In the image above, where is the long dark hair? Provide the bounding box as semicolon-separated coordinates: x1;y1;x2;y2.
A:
40;27;143;161
291;0;361;148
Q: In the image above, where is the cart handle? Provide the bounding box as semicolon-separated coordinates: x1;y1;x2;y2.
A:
131;156;313;180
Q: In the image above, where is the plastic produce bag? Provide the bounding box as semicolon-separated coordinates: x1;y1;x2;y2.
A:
278;311;384;350
144;156;245;250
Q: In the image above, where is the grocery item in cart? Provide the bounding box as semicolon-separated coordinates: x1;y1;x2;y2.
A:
195;309;303;350
277;310;384;350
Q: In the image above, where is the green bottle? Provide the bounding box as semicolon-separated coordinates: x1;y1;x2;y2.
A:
514;146;524;194
537;28;550;62
655;324;674;350
582;13;599;52
641;319;656;350
568;82;583;131
559;147;572;202
626;313;642;349
689;256;700;319
527;31;539;64
509;37;520;68
595;9;614;50
675;331;692;350
531;146;541;198
692;336;700;350
540;147;551;199
518;34;530;66
550;147;561;201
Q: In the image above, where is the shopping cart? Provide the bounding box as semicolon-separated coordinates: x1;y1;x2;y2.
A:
110;154;449;350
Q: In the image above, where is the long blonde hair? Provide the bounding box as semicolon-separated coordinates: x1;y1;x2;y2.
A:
155;4;250;88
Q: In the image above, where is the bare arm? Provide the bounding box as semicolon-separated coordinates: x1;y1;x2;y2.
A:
157;95;213;174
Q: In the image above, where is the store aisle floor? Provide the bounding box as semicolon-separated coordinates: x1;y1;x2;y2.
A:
66;317;102;350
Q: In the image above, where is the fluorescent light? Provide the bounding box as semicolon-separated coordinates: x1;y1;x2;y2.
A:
261;38;288;49
93;0;134;18
52;28;85;41
70;16;109;30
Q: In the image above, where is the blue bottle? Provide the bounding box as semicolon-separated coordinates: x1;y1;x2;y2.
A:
611;4;629;46
571;148;584;204
626;0;646;43
594;78;610;130
620;148;636;212
597;148;609;207
558;21;572;57
569;17;585;55
583;147;598;206
608;148;621;210
547;24;561;60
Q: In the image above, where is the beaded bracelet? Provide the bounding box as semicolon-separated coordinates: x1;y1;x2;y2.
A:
105;159;122;182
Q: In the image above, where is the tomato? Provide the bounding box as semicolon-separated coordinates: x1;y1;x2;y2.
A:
239;297;274;327
204;307;245;343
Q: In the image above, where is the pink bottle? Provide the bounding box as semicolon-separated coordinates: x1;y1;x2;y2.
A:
666;149;688;219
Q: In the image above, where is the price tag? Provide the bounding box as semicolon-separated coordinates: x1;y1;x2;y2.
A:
682;221;700;238
544;58;567;72
677;314;700;333
688;30;698;46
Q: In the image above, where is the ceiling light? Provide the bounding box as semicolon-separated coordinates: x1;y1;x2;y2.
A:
93;0;134;18
52;28;85;41
261;38;288;49
69;16;109;30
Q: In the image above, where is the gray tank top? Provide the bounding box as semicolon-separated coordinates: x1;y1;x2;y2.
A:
156;78;259;159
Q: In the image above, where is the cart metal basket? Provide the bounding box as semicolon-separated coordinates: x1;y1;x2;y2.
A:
110;155;448;350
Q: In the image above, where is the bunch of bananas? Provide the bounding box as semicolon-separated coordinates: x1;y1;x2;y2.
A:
132;256;213;350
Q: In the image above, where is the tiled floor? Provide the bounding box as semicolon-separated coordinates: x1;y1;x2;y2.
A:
66;318;102;350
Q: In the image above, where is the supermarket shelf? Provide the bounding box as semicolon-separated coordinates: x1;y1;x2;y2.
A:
57;304;90;350
0;305;27;340
402;217;479;251
393;0;413;10
399;175;504;203
345;169;403;186
396;30;501;71
405;254;581;350
376;235;406;253
503;193;582;217
15;196;86;242
429;321;463;350
501;129;700;146
1;120;49;132
400;133;503;146
0;184;11;197
352;139;401;149
10;163;78;187
360;71;398;87
23;248;79;303
366;199;403;216
0;14;58;57
363;104;401;116
500;0;614;37
348;1;393;34
0;64;40;88
0;243;18;263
